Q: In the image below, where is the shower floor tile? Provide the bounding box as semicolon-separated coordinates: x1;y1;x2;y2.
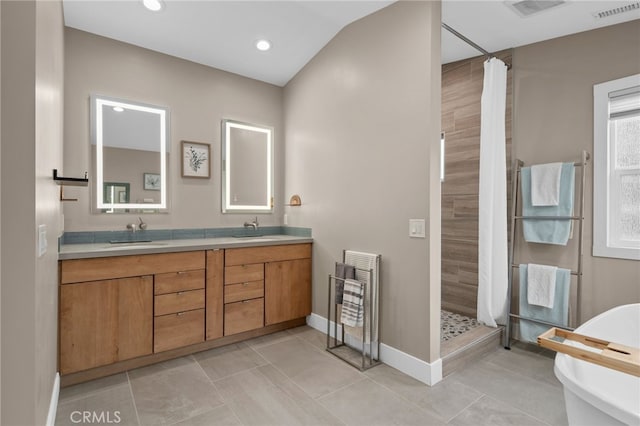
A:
441;310;479;341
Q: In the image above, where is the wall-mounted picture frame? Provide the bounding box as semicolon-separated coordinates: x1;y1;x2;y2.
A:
182;141;210;178
143;173;161;191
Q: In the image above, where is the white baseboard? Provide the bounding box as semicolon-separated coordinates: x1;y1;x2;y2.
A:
46;372;60;426
306;313;442;385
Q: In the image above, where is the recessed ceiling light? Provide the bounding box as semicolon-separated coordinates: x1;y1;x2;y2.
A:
256;40;271;52
142;0;164;12
113;106;124;112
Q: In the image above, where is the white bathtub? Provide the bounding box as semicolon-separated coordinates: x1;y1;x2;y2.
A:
554;303;640;426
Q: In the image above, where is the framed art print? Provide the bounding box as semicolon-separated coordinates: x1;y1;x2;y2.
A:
143;173;161;190
182;141;210;178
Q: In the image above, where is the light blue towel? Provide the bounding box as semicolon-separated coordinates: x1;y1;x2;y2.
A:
521;162;575;245
518;264;571;343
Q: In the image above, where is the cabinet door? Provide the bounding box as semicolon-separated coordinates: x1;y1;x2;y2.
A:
265;258;311;325
59;276;153;374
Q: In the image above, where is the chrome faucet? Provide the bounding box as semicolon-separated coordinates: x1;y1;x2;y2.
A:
244;216;259;230
126;223;137;233
138;217;148;231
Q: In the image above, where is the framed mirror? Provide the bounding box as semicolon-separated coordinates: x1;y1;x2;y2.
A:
91;95;170;213
222;119;273;213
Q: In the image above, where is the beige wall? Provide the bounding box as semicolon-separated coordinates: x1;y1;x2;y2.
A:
1;1;64;425
63;28;284;231
284;2;442;362
512;20;640;324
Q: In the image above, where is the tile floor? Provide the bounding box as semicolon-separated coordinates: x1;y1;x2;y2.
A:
440;311;479;341
56;326;568;426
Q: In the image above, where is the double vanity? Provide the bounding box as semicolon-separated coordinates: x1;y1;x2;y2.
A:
59;92;297;386
58;235;312;386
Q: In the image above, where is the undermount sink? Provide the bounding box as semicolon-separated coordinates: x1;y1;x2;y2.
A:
232;235;283;242
104;241;169;249
234;237;279;242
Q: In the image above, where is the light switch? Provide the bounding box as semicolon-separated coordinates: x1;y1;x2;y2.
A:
409;219;426;238
38;224;47;257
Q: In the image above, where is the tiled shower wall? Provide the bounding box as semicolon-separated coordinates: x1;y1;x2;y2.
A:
441;52;513;318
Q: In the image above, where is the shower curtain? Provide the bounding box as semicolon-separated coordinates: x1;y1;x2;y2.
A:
477;57;508;328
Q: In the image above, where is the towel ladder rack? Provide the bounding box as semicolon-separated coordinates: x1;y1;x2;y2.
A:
510;264;580;276
504;150;590;349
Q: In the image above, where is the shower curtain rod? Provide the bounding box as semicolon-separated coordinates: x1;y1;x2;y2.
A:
442;22;512;68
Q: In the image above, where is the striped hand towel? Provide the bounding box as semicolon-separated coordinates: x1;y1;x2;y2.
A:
340;279;364;327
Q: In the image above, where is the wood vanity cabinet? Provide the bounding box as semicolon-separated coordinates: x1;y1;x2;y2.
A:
59;275;153;374
223;261;265;335
265;258;312;325
58;243;311;382
59;251;206;374
153;269;205;353
205;249;224;341
224;243;312;332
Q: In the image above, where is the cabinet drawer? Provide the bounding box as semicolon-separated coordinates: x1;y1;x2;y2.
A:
224;281;264;304
154;309;204;353
61;251;205;284
225;243;311;266
154;289;205;316
224;264;264;285
224;298;264;336
155;270;205;295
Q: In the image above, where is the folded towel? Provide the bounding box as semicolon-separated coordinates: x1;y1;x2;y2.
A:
521;162;575;245
527;263;557;308
519;264;571;343
531;162;562;206
340;279;364;327
334;262;355;304
343;251;379;343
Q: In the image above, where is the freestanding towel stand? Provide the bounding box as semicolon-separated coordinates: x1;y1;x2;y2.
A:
504;150;590;349
326;250;381;371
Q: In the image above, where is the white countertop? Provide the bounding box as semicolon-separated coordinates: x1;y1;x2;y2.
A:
59;235;313;260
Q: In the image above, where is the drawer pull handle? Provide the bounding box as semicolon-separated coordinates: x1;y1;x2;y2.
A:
177;312;185;316
243;282;249;286
177;291;184;296
243;300;251;304
177;271;187;275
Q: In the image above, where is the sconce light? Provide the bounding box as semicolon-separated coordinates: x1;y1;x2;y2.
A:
286;194;302;206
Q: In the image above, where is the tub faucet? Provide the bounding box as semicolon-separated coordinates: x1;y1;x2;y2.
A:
244;217;259;230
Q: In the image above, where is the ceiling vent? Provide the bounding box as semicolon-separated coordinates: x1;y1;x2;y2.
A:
505;0;565;18
592;2;640;19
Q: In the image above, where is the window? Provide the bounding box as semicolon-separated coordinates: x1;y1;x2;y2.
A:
593;74;640;260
